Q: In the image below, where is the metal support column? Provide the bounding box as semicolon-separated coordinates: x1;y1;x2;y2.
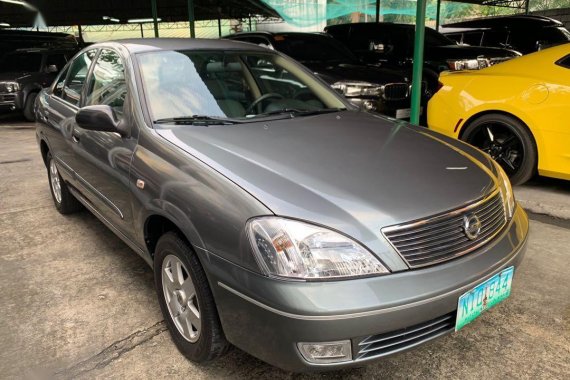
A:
248;14;252;31
151;0;159;37
77;24;83;42
375;0;380;22
435;0;441;31
525;0;530;14
187;0;195;38
218;17;222;37
140;23;144;38
410;0;427;125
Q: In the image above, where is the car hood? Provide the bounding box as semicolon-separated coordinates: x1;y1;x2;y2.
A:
0;72;30;81
427;45;521;60
156;111;496;265
303;62;409;85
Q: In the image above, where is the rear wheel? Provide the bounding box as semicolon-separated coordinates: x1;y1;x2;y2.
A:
461;113;537;185
46;152;83;214
23;92;37;122
154;232;229;362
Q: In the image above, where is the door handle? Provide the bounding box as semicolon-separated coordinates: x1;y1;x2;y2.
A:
71;130;80;143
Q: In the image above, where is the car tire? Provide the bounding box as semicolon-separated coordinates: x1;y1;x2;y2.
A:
46;152;83;214
461;113;537;185
154;232;230;362
23;92;37;122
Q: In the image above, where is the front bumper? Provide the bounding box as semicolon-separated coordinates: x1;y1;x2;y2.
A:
0;91;23;110
199;205;528;372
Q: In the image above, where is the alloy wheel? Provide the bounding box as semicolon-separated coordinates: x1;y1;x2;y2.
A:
467;122;524;178
49;159;62;204
162;254;201;342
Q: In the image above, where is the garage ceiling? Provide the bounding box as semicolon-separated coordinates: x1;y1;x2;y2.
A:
0;0;280;27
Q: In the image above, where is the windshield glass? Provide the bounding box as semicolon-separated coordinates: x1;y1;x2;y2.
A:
272;34;358;63
0;52;42;73
137;50;346;122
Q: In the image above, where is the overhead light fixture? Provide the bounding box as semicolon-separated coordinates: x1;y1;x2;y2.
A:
102;16;120;23
0;22;10;27
0;0;36;11
127;18;161;23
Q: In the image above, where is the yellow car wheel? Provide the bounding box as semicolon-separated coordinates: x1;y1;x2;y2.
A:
461;113;537;185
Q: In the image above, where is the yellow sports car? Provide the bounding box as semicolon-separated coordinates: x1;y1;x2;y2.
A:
428;43;570;185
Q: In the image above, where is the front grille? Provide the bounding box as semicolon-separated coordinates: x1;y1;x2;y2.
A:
383;190;507;268
0;94;16;103
356;312;455;360
382;83;409;101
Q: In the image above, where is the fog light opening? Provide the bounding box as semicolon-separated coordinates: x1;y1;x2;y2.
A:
297;340;352;364
363;100;376;111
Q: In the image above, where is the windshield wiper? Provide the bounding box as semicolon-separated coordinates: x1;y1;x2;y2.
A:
254;107;346;118
154;115;244;125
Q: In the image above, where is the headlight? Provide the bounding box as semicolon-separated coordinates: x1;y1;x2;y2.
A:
247;217;389;280
494;162;516;219
447;58;490;71
331;81;382;97
3;82;20;92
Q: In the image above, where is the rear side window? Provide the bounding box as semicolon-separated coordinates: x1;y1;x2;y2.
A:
52;67;68;98
556;55;570;68
62;49;97;106
84;49;127;118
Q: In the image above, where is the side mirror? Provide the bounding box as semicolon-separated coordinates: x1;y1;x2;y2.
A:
536;40;546;51
76;105;126;136
46;64;58;73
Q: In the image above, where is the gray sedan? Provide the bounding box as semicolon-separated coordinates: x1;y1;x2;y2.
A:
35;38;528;372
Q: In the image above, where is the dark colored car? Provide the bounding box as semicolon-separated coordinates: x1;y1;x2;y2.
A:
225;32;428;119
442;15;570;55
36;39;528;372
0;30;79;60
0;47;76;120
325;23;521;89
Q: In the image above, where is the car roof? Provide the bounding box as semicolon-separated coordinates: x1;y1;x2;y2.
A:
443;15;564;29
97;38;271;54
325;22;413;31
227;31;330;38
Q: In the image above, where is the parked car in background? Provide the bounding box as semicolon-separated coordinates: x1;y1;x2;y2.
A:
442;15;570;55
0;47;76;121
36;38;528;372
225;32;429;118
0;29;80;60
325;22;521;91
428;43;570;185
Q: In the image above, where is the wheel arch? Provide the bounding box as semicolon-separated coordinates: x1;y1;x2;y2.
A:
144;213;199;261
39;139;50;167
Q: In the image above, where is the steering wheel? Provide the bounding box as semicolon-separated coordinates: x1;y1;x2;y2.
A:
245;93;284;114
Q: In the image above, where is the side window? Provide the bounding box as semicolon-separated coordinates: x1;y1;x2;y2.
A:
52;67;69;98
45;54;67;73
556;55;570;68
84;49;127;118
62;49;97;106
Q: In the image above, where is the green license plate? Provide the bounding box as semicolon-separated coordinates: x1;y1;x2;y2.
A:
455;266;514;331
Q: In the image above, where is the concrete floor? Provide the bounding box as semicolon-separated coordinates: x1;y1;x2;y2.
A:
1;115;569;380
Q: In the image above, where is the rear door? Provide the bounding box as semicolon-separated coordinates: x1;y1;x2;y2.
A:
44;49;97;185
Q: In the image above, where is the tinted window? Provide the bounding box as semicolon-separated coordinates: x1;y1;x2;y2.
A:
272;35;357;63
424;28;455;47
557;55;570;68
461;31;484;46
482;30;509;47
137;50;345;121
62;49;97;106
85;49;126;117
349;25;411;56
52;67;69;98
45;54;67;72
0;52;42;72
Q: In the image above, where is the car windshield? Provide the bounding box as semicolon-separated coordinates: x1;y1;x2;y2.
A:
272;34;358;63
424;28;456;46
0;52;42;73
137;50;347;123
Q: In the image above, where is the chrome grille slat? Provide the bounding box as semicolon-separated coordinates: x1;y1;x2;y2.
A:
382;190;507;268
356;312;456;360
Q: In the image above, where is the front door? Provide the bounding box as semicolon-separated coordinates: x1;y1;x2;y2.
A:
70;48;138;239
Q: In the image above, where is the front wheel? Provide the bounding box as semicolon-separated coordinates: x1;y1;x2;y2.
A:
23;92;37;122
461;113;537;185
154;232;229;362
